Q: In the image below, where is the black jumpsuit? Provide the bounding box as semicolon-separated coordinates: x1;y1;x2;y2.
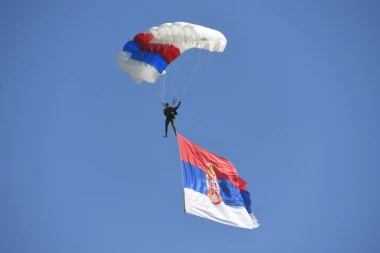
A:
163;102;181;136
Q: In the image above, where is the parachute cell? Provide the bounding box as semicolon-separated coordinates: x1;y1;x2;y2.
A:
115;22;227;84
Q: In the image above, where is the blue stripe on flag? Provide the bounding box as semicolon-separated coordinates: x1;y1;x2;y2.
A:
240;190;252;214
182;161;246;208
182;161;207;195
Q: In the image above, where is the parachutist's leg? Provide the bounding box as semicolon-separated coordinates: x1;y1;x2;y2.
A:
164;119;169;137
171;119;177;136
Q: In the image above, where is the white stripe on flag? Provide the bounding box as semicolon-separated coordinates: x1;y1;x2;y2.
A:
184;188;259;229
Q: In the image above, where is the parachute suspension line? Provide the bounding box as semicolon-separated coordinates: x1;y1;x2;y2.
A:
177;49;208;101
155;73;167;103
153;43;170;103
177;50;205;100
176;78;179;101
154;82;162;101
153;68;162;101
162;66;169;102
173;49;187;102
177;34;220;101
155;68;167;103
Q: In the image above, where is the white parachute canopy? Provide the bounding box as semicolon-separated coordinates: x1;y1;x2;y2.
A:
115;22;227;84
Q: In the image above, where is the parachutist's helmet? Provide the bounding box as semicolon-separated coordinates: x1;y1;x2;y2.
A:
165;103;169;107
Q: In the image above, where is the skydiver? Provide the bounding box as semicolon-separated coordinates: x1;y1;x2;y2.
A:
163;101;181;137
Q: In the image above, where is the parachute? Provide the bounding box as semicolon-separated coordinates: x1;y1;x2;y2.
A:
115;22;227;101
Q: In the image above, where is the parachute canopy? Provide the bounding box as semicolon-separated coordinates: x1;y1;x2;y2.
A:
115;22;227;84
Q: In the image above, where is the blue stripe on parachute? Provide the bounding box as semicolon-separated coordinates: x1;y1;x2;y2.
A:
123;41;168;74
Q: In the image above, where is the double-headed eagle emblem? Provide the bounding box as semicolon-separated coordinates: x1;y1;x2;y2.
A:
205;163;222;205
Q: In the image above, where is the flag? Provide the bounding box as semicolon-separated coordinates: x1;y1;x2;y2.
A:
177;134;259;229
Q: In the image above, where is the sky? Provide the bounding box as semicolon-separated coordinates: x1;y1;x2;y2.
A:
1;0;379;252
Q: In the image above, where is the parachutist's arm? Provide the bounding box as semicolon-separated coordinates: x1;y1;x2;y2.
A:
174;101;181;110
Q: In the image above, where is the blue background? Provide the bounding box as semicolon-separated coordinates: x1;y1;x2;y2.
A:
1;0;379;252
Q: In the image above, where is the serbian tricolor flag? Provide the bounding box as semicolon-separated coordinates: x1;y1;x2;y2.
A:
177;134;259;229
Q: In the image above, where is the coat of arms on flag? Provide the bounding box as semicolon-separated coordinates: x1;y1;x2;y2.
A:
205;163;222;205
177;133;259;229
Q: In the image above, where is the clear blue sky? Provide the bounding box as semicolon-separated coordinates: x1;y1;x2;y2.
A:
1;0;379;252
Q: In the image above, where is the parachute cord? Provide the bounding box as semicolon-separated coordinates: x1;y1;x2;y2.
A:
154;84;162;101
177;49;207;101
177;53;205;100
176;78;179;102
162;66;169;102
154;75;162;102
162;45;172;102
154;66;168;103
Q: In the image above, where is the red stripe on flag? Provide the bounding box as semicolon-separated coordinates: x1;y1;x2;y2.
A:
177;134;249;191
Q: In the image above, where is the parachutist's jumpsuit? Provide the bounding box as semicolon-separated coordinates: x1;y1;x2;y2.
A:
163;102;181;137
